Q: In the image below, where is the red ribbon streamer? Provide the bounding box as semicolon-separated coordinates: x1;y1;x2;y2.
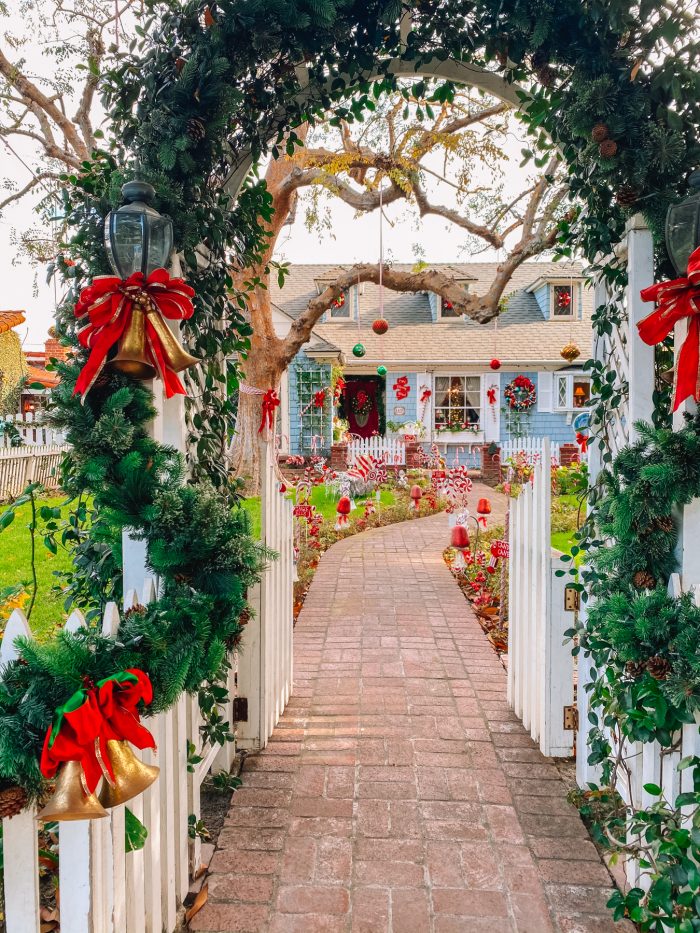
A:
638;246;700;411
40;669;155;794
259;389;281;434
73;268;195;400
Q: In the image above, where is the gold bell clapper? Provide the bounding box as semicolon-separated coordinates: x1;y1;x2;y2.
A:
98;740;160;809
109;303;157;379
37;761;109;822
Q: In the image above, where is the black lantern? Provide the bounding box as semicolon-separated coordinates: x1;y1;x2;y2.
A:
665;170;700;276
104;180;173;279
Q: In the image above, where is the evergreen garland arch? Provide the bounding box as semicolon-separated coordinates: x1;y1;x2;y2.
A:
1;9;699;913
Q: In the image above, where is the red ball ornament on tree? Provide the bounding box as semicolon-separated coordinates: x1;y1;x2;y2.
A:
410;485;423;510
372;318;389;335
490;359;501;370
451;524;470;549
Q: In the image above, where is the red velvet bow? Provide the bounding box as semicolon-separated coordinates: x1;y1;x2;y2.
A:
313;389;326;408
259;389;281;434
487;387;498;405
40;669;155;794
576;432;588;452
420;388;432;403
73;268;195;399
638;246;700;411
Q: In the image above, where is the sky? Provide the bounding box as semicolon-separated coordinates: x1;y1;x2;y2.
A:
0;6;541;350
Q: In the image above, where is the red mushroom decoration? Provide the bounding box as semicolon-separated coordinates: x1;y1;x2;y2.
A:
477;497;492;515
372;318;389;335
451;524;470;549
335;496;352;530
490;359;501;370
410;485;423;510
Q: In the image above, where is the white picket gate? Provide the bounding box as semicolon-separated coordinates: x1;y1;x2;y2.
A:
507;438;575;757
2;415;66;448
0;445;68;500
501;436;561;466
348;435;405;466
236;441;294;750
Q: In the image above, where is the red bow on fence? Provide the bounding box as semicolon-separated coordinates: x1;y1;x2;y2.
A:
40;669;155;793
259;389;281;434
638;246;700;411
73;268;196;399
576;432;588;453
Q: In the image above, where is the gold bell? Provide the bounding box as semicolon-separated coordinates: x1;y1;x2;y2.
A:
109;306;157;379
146;309;199;373
98;740;159;809
37;761;109;822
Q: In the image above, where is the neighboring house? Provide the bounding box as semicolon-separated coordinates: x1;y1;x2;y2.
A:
0;311;28;416
269;262;593;464
22;330;66;415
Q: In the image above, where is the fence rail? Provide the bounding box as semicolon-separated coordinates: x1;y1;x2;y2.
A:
0;445;68;500
348;435;405;466
507;438;575;757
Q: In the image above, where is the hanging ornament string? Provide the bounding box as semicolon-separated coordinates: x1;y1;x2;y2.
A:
379;182;384;321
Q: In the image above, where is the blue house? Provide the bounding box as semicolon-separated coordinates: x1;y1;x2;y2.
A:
268;261;592;464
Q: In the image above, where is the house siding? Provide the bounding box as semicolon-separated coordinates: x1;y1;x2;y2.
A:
499;371;580;446
288;352;332;456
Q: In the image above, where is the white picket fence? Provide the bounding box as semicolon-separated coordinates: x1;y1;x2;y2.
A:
501;436;561;465
2;415;66;448
348;435;405;466
236;441;294;750
507;438;575;757
0;446;294;932
0;445;68;500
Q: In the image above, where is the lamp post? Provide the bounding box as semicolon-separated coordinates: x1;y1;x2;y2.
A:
665;170;700;276
104;180;173;279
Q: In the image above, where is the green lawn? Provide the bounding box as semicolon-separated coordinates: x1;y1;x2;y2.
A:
0;496;74;639
242;484;397;539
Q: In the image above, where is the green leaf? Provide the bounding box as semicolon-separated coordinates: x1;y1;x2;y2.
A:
643;783;662;796
125;808;148;852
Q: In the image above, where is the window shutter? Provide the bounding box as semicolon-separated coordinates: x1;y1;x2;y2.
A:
538;372;553;412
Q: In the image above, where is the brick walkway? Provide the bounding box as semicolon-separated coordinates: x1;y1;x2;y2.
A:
192;486;630;933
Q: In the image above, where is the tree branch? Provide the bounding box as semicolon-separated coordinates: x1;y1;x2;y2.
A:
0;172;61;211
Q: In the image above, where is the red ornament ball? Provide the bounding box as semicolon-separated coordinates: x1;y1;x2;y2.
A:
372;318;389;335
490;359;501;370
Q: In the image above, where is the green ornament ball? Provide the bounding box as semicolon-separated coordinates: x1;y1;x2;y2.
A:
377;365;387;376
352;343;366;358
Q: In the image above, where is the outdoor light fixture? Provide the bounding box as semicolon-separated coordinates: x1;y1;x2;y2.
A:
665;170;700;276
104;180;173;278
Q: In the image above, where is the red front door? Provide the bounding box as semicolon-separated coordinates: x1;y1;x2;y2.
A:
346;379;379;438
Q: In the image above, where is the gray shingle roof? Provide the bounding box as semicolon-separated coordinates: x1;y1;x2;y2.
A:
270;261;592;366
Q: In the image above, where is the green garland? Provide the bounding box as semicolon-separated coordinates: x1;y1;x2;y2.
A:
566;413;700;929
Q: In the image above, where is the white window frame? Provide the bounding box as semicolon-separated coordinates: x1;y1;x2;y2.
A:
433;373;483;439
554;372;591;412
549;281;578;320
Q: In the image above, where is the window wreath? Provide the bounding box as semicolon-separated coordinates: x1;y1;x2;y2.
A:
504;376;536;412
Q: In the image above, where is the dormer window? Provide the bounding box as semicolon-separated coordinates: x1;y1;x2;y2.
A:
329;290;350;319
552;284;574;318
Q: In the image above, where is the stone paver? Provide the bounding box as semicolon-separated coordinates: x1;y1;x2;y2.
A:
191;483;631;933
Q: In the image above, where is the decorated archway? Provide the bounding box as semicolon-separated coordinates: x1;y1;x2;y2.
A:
2;2;700;925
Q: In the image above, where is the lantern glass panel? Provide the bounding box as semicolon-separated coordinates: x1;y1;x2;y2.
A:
104;199;173;279
666;193;700;276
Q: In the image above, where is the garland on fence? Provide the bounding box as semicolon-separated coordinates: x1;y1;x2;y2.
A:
566;412;700;929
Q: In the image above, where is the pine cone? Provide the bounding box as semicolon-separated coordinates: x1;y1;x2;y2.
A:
591;123;610;143
599;139;618;158
625;660;646;679
186;117;206;143
534;64;557;88
124;603;147;619
646;656;671;680
653;515;675;534
0;785;28;820
633;569;656;590
615;186;640;208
